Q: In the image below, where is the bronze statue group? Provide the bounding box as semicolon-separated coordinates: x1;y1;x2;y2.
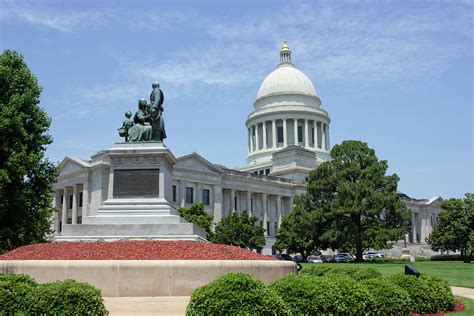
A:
118;82;167;142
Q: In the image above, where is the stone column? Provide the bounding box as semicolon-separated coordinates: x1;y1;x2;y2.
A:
326;125;330;149
294;118;298;145
304;119;309;148
230;189;235;212
179;180;186;207
255;124;260;151
412;212;416;243
61;188;68;231
272;120;277;148
321;123;326;150
283;119;287;147
262;193;268;236
246;191;252;215
71;184;78;224
81;181;89;217
197;183;203;203
248;128;251;154
262;121;267;149
277;195;282;228
313;120;317;147
213;184;223;226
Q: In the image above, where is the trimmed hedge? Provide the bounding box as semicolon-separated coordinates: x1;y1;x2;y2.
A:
0;274;108;315
389;273;455;314
0;274;37;314
270;273;374;315
431;254;465;261
300;265;382;281
186;272;291;315
362;277;412;315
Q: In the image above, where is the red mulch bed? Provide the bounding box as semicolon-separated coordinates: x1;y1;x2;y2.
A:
0;241;273;261
410;300;465;316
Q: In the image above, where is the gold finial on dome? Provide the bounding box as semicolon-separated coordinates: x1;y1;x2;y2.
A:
279;40;293;67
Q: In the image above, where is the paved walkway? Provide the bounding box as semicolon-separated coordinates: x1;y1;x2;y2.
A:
103;297;190;316
451;287;474;299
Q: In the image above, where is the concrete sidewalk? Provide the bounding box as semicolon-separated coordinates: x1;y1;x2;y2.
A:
103;297;190;316
451;286;474;299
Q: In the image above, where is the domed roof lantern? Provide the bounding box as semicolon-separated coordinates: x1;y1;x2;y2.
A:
279;41;294;67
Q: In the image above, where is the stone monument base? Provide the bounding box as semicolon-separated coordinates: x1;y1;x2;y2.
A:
55;142;207;242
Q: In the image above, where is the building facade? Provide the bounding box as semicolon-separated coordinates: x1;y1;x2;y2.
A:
54;42;442;255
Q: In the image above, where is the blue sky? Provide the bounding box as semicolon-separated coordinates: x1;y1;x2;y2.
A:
1;0;472;199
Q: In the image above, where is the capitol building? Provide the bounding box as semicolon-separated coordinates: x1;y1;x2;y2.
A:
53;42;442;255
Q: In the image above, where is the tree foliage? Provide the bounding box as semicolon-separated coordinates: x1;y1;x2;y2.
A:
275;194;325;260
0;50;57;252
177;202;213;240
211;210;266;252
280;140;410;262
427;193;474;263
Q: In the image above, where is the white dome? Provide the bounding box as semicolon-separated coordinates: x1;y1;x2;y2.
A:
256;65;317;100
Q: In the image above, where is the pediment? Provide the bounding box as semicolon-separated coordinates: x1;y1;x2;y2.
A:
59;157;90;176
175;153;223;174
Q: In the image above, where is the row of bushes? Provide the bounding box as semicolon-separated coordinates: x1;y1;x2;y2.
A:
431;254;466;261
187;266;455;315
0;274;108;315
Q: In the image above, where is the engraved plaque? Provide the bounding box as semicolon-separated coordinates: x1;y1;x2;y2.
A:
113;169;159;198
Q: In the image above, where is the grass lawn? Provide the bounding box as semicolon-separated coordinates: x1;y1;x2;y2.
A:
301;261;474;288
455;296;474;316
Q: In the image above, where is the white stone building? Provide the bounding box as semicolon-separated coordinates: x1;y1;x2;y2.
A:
53;42;442;255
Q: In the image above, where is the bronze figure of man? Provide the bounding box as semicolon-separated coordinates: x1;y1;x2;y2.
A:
149;81;167;141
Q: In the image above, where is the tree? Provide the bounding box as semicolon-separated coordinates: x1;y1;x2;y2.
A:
427;193;474;263
0;50;58;252
211;210;266;252
177;202;213;240
307;140;411;262
275;194;325;261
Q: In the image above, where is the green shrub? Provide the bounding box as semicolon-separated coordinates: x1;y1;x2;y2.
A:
186;272;291;315
270;273;373;315
431;254;464;261
0;274;107;315
32;279;108;315
300;265;382;281
0;274;37;314
364;257;409;263
362;277;412;315
389;273;455;314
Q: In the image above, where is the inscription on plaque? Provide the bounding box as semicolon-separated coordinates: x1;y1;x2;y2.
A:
113;169;159;198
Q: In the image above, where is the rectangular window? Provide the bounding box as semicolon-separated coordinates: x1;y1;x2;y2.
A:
79;192;83;207
266;221;270;235
78;216;82;224
69;194;73;209
259;170;264;175
277;126;283;143
251;198;254;212
202;189;210;205
265;169;270;175
172;185;177;202
234;196;238;210
274;223;278;235
61;195;63;204
312;127;315;144
253;171;258;175
185;187;194;204
298;126;303;143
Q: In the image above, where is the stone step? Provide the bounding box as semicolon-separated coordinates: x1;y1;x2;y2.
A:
83;215;185;225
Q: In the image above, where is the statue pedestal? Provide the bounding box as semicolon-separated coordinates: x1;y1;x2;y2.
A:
57;142;206;242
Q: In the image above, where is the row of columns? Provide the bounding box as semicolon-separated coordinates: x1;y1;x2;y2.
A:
248;118;329;153
177;180;208;208
56;182;88;232
226;189;292;238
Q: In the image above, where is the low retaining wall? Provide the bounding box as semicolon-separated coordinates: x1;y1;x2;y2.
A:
0;260;296;296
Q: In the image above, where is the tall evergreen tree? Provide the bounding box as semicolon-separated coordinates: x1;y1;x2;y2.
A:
308;140;411;261
0;50;57;252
